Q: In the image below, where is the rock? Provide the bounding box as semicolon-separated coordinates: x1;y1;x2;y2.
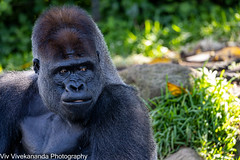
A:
196;38;224;52
234;140;240;159
186;52;211;62
182;38;225;53
164;147;203;160
113;54;152;70
181;38;225;59
119;63;199;100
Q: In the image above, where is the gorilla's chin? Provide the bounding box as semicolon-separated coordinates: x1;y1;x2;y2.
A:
61;100;94;123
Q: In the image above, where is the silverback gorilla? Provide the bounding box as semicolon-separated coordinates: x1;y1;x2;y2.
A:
0;5;157;160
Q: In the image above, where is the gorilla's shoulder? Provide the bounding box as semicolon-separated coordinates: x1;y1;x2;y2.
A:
103;84;137;97
100;84;144;109
0;71;37;89
0;71;38;108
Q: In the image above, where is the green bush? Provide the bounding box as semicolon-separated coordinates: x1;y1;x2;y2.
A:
148;68;240;159
100;1;240;58
1;1;240;70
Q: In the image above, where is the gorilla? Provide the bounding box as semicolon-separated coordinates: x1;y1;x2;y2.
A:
0;5;157;160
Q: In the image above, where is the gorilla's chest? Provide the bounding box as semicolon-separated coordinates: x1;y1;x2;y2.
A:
19;112;87;155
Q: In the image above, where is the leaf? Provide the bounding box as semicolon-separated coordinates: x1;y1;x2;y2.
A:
145;20;151;34
167;82;186;96
215;46;240;60
0;65;2;73
149;58;171;64
172;24;181;32
21;62;32;70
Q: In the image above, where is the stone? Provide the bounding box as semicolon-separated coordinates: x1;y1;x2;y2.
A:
119;63;199;100
164;147;203;160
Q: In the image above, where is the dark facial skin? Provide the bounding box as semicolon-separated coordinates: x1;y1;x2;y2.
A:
35;34;103;124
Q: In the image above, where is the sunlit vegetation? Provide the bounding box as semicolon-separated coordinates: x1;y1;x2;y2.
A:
148;68;240;159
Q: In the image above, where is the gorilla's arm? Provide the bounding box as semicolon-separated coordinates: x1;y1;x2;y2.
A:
91;84;156;160
0;72;36;153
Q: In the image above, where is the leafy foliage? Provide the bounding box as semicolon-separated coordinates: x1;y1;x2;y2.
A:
100;1;240;59
1;0;240;70
148;68;240;159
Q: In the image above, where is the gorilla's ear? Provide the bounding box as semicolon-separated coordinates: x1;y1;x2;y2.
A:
96;51;100;62
33;58;40;74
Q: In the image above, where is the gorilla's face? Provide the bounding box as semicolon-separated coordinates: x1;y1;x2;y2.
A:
37;32;103;123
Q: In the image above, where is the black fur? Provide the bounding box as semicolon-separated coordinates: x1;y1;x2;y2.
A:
0;72;156;159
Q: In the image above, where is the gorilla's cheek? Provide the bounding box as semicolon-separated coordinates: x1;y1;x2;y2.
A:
87;83;101;104
38;74;63;112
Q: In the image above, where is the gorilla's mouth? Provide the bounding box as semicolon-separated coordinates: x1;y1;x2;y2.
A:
71;99;91;103
62;97;92;105
74;100;84;102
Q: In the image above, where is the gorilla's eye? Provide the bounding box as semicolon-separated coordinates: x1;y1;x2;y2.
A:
79;66;87;72
59;68;69;75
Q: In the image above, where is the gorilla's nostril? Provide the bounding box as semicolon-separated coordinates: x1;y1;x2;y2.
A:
77;84;84;91
70;85;77;91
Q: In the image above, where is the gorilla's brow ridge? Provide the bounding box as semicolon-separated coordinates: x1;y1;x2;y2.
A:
50;59;95;72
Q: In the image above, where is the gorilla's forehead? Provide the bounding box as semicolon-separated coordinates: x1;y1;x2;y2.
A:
33;6;97;60
52;28;93;45
44;28;97;61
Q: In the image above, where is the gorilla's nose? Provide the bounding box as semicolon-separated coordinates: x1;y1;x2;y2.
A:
66;82;85;92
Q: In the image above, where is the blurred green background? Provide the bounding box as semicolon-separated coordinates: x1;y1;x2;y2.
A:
0;0;240;71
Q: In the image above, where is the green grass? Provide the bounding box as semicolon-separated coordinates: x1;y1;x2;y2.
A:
148;68;240;159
